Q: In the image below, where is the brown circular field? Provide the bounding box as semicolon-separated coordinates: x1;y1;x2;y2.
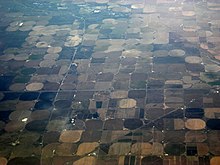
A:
4;120;25;132
169;49;185;57
205;64;220;72
9;83;25;91
119;99;137;108
185;56;202;64
56;143;78;156
182;11;195;16
211;157;220;165
42;143;59;158
26;83;44;91
59;130;83;143
152;142;164;155
14;54;29;61
0;157;7;165
185;119;206;130
76;142;99;156
39;59;56;67
44;53;59;60
197;143;209;156
47;46;62;54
